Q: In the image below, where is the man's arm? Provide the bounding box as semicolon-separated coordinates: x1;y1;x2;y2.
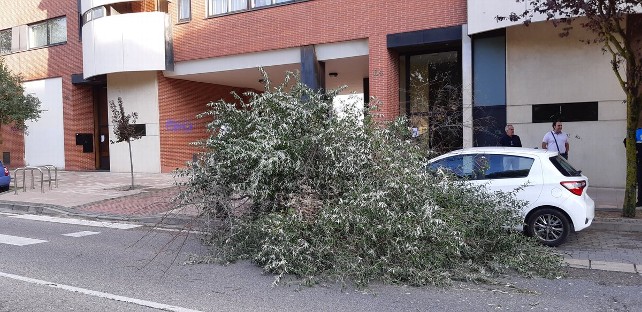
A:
565;142;569;153
541;142;547;149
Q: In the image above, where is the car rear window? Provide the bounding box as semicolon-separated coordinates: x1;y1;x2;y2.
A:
549;155;582;177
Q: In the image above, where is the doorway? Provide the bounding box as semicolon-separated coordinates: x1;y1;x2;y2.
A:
400;50;462;154
94;85;110;170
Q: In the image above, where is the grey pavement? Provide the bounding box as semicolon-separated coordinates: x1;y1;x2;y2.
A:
0;171;640;275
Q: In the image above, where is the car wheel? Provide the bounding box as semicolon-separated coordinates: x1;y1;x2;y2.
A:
526;208;570;247
0;186;8;192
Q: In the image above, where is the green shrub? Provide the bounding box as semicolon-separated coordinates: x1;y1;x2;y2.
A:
175;71;562;287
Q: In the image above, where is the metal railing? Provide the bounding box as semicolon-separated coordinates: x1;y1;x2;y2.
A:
12;165;58;194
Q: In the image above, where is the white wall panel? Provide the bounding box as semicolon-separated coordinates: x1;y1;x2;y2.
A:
23;78;65;169
82;12;167;78
467;0;548;35
507;22;624;105
512;121;625;188
107;72;160;173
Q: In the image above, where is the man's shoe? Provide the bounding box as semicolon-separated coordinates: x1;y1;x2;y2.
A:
637;202;642;207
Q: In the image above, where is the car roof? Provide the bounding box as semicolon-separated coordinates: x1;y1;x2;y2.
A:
431;147;558;160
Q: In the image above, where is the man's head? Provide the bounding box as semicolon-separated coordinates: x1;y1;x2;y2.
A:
552;121;563;134
505;124;515;136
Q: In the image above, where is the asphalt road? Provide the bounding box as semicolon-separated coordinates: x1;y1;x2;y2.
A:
1;212;641;312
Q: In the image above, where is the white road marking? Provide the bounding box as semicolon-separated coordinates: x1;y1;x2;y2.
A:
8;215;142;229
0;234;47;246
0;271;203;312
62;231;100;237
0;212;17;216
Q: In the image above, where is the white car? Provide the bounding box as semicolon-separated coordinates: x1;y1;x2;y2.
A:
427;147;594;247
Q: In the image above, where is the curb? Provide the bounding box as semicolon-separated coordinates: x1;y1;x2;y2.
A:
565;258;641;274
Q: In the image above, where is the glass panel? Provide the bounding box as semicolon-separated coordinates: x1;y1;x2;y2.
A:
29;22;48;48
484;154;534;179
406;51;462;154
93;7;105;19
549;155;582;177
82;10;92;25
429;155;474;179
274;0;290;3
230;0;247;11
0;29;10;54
49;17;67;45
254;0;271;7
179;0;191;20
209;0;228;15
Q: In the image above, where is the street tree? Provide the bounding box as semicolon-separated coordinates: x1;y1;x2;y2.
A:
0;57;42;144
174;71;562;287
109;97;142;189
497;1;642;217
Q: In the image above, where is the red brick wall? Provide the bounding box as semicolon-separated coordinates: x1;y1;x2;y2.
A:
0;0;95;170
168;0;467;121
157;73;249;172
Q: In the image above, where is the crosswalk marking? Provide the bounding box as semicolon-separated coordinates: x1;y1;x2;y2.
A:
62;231;100;237
0;234;47;246
8;214;142;230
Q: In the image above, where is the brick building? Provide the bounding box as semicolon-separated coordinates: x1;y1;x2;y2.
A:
0;0;470;174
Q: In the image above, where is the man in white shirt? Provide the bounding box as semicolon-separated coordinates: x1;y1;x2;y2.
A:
542;121;569;159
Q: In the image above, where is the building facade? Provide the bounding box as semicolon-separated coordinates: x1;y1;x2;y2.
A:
467;1;640;188
0;0;633;187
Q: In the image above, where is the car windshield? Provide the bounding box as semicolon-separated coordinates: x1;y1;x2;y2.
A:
549;155;582;177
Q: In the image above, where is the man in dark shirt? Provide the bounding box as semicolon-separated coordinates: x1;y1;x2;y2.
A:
499;124;522;147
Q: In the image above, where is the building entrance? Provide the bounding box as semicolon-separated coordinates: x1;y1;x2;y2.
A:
94;86;110;170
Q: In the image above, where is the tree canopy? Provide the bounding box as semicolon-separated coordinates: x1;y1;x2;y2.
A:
0;57;42;143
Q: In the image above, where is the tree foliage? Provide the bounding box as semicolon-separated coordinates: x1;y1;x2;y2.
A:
175;71;562;287
497;0;642;217
0;57;42;143
109;97;141;189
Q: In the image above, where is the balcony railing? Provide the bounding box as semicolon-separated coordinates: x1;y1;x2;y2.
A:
82;11;172;79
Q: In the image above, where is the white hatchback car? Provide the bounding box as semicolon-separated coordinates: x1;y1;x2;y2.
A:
427;147;594;247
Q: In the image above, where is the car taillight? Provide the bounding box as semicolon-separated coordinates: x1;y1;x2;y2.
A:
560;180;586;196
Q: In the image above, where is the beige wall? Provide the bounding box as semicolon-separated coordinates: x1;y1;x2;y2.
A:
506;22;626;188
107;71;161;173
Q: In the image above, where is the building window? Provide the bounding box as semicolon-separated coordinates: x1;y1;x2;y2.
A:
0;29;10;55
28;17;67;49
531;102;598;123
133;124;147;137
178;0;191;22
207;0;296;16
82;6;106;25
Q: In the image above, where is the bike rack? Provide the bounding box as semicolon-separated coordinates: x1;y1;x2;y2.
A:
12;165;58;194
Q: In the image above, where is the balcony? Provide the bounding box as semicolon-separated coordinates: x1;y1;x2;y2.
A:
82;12;172;79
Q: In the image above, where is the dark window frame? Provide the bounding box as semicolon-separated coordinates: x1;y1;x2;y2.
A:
133;124;147;137
206;0;308;18
532;102;598;123
28;16;67;49
178;0;191;22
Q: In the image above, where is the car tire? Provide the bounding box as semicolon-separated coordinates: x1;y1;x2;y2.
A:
526;208;570;247
0;185;8;192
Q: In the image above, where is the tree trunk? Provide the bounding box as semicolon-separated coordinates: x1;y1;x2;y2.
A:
623;94;640;218
622;99;642;218
623;14;642;218
128;139;134;189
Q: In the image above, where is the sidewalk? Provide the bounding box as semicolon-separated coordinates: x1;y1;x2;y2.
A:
0;170;197;227
0;172;640;275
